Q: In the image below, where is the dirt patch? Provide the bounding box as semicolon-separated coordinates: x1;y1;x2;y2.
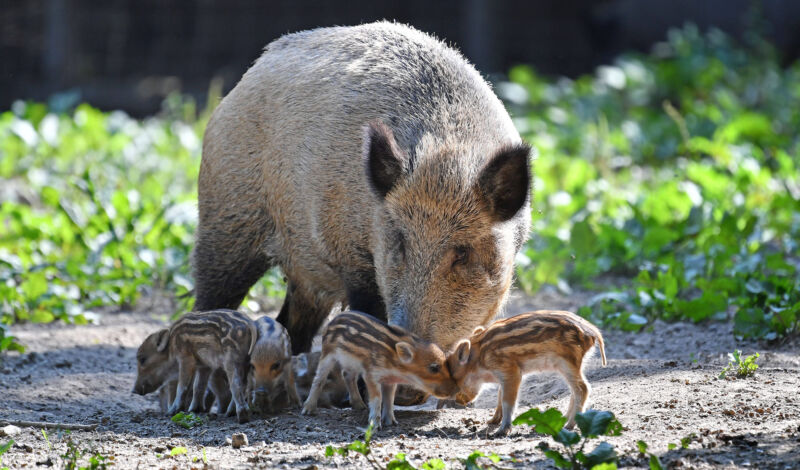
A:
2;290;799;469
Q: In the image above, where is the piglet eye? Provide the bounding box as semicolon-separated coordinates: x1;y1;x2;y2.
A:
428;364;441;374
138;357;146;366
270;362;281;372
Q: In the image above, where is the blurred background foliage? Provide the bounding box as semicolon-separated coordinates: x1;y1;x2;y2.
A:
1;25;798;353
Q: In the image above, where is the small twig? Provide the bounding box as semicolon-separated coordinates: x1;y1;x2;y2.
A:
0;420;98;431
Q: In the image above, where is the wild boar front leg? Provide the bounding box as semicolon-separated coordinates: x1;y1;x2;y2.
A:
380;383;398;427
494;369;522;437
342;369;366;411
189;367;211;412
302;354;337;415
168;356;197;416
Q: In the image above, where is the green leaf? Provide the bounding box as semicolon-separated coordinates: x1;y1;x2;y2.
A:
649;453;664;470
543;449;571;469
575;409;617;438
512;407;567;436
591;463;618;470
636;440;648;454
421;458;446;470
585;442;617;467
169;446;187;457
387;453;416;470
667;443;677;450
555;429;580;446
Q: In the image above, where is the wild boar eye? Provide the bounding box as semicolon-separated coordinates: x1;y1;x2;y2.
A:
451;246;470;268
270;361;281;372
138;357;146;366
428;363;441;374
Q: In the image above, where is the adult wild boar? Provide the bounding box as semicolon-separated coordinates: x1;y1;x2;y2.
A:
194;22;531;356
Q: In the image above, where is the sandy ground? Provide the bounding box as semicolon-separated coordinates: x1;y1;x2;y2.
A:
2;289;799;469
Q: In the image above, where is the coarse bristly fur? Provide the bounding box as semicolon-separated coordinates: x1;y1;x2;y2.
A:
193;22;533;366
446;310;607;436
301;311;458;428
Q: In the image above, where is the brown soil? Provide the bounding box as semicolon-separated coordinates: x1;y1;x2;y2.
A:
2;289;799;469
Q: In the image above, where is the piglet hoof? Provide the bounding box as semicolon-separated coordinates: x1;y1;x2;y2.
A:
351;401;367;411
487;414;502;425
564;420;576;430
380;414;398;427
492;425;511;438
301;404;317;416
237;408;251;424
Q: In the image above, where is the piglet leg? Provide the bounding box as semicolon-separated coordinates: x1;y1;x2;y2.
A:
365;374;383;430
494;369;521;437
302;354;337;416
167;356;196;416
224;359;251;423
380;384;398;427
342;369;366;411
488;389;503;425
284;366;302;407
189;367;211;412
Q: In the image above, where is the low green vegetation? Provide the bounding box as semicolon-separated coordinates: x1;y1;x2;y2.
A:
513;408;622;469
719;349;760;378
170;411;205;429
0;439;12;470
1;24;797;352
508;25;799;340
325;424;511;470
62;438;110;470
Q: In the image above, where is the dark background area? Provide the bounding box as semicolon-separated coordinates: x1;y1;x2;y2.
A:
3;0;800;116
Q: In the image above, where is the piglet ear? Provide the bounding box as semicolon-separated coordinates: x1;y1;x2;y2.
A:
471;326;486;336
455;339;471;365
395;341;415;364
478;143;532;222
364;121;408;199
156;329;170;353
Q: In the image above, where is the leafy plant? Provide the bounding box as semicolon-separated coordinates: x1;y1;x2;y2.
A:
513;408;622;469
508;24;800;341
325;425;509;469
636;440;663;470
170;412;205;429
0;439;12;470
62;439;109;470
719;350;760;378
169;446;188;457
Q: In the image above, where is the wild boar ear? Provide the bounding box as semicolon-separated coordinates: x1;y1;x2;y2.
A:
455;339;471;365
395;341;415;364
364;121;408;199
155;329;170;353
478;143;532;222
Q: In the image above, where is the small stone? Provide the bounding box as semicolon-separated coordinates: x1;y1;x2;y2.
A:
231;433;248;449
0;425;21;437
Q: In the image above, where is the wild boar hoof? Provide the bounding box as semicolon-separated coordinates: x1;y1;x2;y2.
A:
237;409;250;424
301;404;317;416
487;415;502;425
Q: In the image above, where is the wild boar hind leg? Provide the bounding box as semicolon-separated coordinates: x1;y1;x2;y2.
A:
277;281;337;354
